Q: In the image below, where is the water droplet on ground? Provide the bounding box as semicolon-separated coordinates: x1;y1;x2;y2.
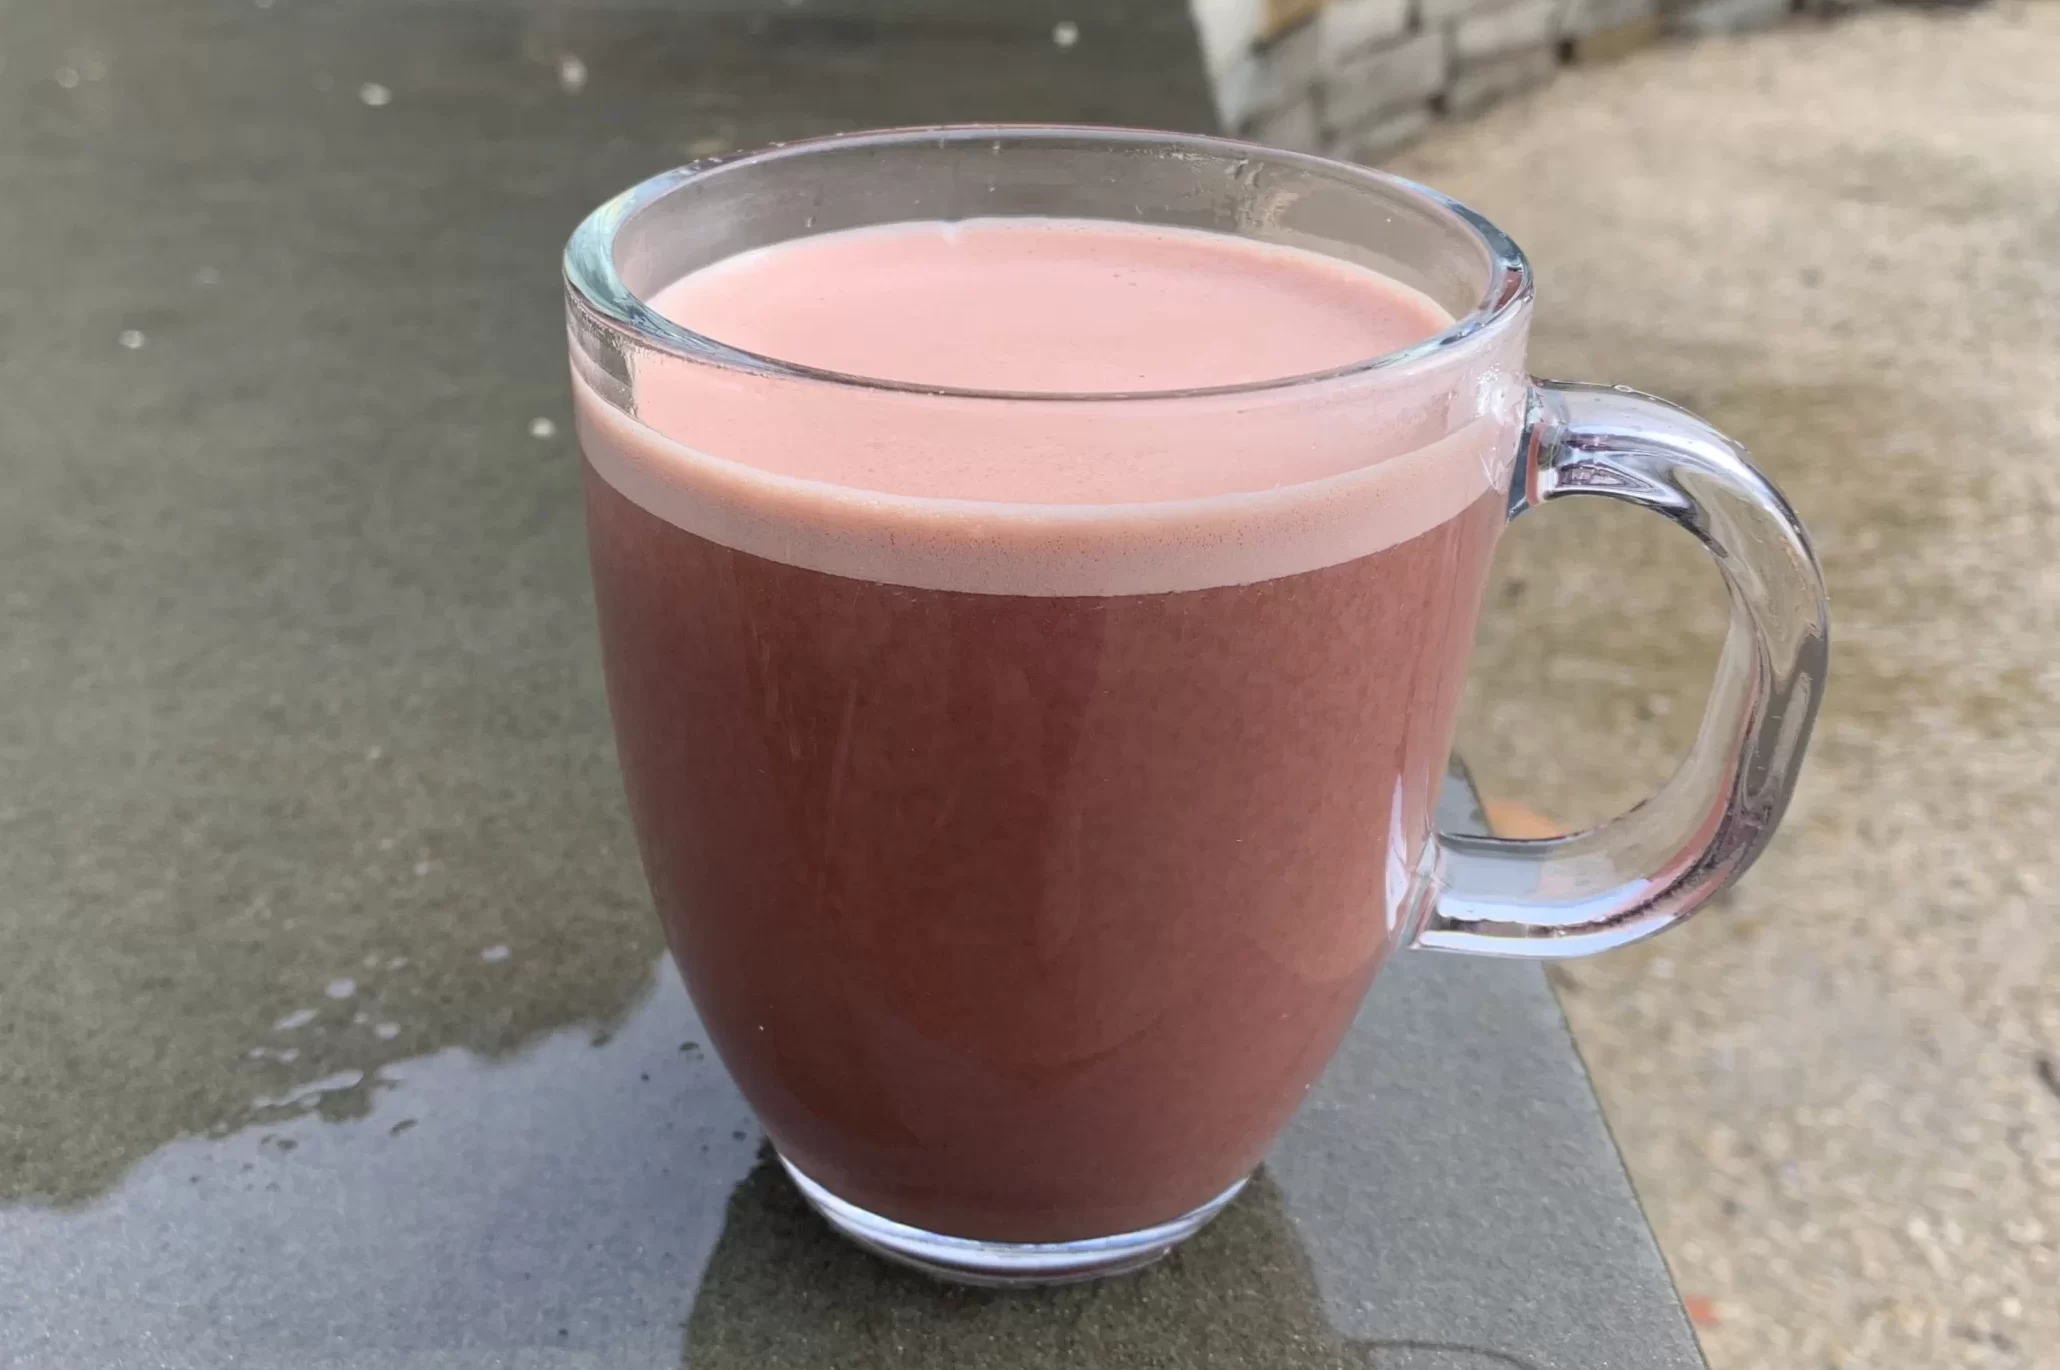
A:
253;1070;365;1109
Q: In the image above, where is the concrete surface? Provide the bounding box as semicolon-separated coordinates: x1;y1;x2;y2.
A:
0;0;1207;1212
2;873;1708;1370
0;1;1704;1368
1401;6;2060;1367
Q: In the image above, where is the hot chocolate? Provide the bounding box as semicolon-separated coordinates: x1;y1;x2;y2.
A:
576;217;1516;1241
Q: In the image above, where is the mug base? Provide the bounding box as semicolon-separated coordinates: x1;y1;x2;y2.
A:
778;1154;1248;1287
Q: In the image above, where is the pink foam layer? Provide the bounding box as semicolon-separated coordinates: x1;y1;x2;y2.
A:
573;367;1524;597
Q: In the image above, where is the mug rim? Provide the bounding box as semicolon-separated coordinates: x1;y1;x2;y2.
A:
562;123;1533;405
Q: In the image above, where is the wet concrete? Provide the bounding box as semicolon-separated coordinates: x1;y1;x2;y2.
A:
4;930;1697;1369
0;0;1703;1367
0;0;1213;1210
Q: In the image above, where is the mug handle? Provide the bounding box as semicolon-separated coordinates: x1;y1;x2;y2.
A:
1411;381;1829;959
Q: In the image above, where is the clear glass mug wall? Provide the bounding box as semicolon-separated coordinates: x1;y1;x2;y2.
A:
565;127;1828;1286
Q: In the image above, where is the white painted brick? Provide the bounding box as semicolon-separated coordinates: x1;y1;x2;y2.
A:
1443;44;1558;117
1327;103;1436;164
1317;0;1414;68
1673;0;1792;34
1320;31;1449;131
1211;52;1260;126
1192;0;1269;75
1453;0;1561;62
1215;18;1322;126
1560;0;1658;37
1246;97;1325;152
1214;52;1265;127
1418;0;1516;29
1257;18;1325;106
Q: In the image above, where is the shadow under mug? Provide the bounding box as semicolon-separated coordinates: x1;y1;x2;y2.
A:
563;126;1828;1285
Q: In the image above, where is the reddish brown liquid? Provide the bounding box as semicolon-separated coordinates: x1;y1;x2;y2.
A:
585;471;1503;1241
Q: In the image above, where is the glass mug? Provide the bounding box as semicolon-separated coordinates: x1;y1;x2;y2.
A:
563;127;1828;1285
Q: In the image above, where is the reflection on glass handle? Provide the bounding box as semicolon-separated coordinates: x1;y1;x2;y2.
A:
1412;381;1829;959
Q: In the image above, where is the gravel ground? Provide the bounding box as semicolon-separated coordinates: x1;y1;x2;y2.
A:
1391;7;2060;1366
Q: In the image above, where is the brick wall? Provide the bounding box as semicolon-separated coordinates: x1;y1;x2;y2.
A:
1196;0;1884;163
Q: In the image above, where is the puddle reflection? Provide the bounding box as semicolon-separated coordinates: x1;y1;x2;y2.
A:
684;1149;1486;1370
2;957;1530;1370
3;964;754;1368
